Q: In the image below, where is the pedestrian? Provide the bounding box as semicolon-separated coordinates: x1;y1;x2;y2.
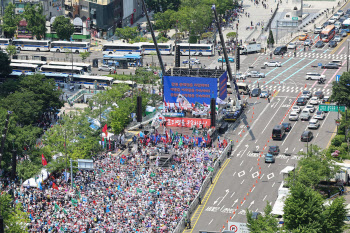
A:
294;51;296;57
251;21;253;26
198;195;201;205
210;175;213;184
267;97;270;103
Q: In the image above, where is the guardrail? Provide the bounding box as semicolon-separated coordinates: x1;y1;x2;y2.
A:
173;141;233;233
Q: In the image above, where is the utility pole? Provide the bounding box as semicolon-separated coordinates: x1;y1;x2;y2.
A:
11;140;16;180
347;40;349;72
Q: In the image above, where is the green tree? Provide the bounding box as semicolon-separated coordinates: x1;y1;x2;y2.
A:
246;202;279;233
284;183;324;232
23;4;46;40
321;197;347;233
267;30;275;46
79;51;91;62
0;51;12;77
154;9;177;30
5;45;17;57
2;3;21;38
52;16;75;41
115;27;138;42
0;193;29;232
331;71;350;108
226;32;237;40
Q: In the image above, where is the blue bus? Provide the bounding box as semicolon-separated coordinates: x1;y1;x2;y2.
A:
12;39;51;52
103;54;142;67
102;43;143;56
342;19;350;32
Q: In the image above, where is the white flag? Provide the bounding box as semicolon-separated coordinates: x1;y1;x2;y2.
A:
151;112;166;127
216;97;226;105
176;94;191;108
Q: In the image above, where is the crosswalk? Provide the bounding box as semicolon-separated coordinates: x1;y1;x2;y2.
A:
259;51;348;60
247;84;332;95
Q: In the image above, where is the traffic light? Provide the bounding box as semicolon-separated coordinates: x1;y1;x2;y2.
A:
175;45;180;67
236;47;240;71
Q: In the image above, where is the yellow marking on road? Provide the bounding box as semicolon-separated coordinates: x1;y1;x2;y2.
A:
182;158;231;233
273;91;279;97
330;34;349;54
326;126;338;148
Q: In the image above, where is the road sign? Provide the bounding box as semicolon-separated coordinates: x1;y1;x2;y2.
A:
228;222;249;233
292;17;298;20
336;75;341;82
318;63;322;67
336;119;341;126
319;104;346;112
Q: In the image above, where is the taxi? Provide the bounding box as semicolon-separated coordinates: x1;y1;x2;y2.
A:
299;34;308;41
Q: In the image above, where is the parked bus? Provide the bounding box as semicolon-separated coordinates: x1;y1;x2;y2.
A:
50;41;90;54
0;38;11;50
176;43;215;56
40;65;84;75
103;54;142;67
227;82;250;95
112;80;137;88
139;42;173;55
11;59;47;66
10;63;39;73
12;39;51;52
320;25;336;42
48;61;92;73
73;75;114;87
342;19;350;32
102;43;143;56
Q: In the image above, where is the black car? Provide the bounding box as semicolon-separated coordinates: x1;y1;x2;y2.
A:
322;96;330;103
281;122;292;132
251;88;261;97
273;46;287;55
297;97;307;106
323;21;330;28
329;40;337;48
301;131;313;142
339;17;346;23
314;91;324;99
322;63;339;69
268;146;280;155
315;40;324;48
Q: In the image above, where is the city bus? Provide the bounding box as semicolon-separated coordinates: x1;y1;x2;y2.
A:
12;39;51;52
50;41;90;54
139;42;173;55
342;19;350;32
73;75;114;88
0;38;11;50
320;25;336;42
10;63;39;73
11;59;47;66
40;65;84;75
227;82;250;95
176;43;215;56
103;54;142;67
102;43;143;56
112;80;137;88
48;61;92;73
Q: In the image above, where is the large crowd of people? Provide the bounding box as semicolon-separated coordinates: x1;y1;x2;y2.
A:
1;131;227;232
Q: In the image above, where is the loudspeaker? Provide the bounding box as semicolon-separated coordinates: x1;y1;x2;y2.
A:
136;96;142;122
41;56;47;61
210;98;216;127
175;45;180;67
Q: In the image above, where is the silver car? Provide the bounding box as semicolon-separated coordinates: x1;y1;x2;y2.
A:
246;70;265;78
98;65;115;72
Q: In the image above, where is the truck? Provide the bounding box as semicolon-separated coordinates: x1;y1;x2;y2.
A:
240;41;261;55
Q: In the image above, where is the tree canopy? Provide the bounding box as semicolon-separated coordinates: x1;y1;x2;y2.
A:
246;202;279;233
331;71;350;108
0;51;12;77
115;27;139;42
23;4;46;39
2;3;21;38
52;16;75;41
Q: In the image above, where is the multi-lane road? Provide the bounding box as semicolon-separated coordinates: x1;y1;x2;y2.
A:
182;29;349;232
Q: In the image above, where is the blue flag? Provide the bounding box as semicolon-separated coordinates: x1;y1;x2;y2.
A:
29;214;34;221
106;206;110;213
38;181;42;191
118;185;123;191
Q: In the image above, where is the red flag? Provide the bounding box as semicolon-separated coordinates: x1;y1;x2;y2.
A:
41;154;47;166
52;183;58;190
164;101;168;107
102;124;108;137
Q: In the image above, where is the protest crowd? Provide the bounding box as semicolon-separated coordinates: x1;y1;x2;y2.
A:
1;129;228;232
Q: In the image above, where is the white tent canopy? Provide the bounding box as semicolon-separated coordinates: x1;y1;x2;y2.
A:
22;168;50;188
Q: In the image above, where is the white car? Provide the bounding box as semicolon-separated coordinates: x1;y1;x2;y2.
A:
98;65;115;71
337;10;344;16
289;112;299;121
260;90;270;98
328;17;337;24
309;97;320;105
334;35;342;42
287;42;296;49
302;90;312;99
304;39;313;46
305;105;315;113
305;72;326;80
308;119;320;129
314;111;325;120
314;27;323;34
333;13;341;20
264;61;282;67
291;106;301;113
300;110;310;121
235;73;246;80
246;71;265;78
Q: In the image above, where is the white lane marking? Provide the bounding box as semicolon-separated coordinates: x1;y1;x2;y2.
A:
251;186;255;192
267;173;275;180
261;174;265;179
232;199;238;207
268;163;271;168
252;171;259;178
209;219;213;225
233;172;237;177
263;195;267;201
250;166;253;172
238;170;245;177
282;122;297;146
241;200;246;206
230;192;236;198
260;97;288;135
240;160;244;166
272;182;276;187
241;179;245;185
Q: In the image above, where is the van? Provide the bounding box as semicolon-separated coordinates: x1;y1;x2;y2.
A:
272;125;285;140
273;46;287;55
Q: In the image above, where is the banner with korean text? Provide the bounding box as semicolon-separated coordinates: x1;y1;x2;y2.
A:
165;117;211;128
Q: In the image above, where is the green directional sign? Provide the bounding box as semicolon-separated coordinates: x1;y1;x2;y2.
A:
319;105;346;112
292;17;298;21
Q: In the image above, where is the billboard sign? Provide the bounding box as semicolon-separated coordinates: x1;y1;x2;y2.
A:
164;75;217;104
165;117;211;128
219;71;228;100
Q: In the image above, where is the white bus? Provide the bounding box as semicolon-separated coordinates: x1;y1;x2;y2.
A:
176;43;215;56
10;63;39;73
48;61;92;73
73;75;114;87
12;39;51;52
0;38;11;50
11;59;47;66
139;42;173;55
102;43;143;56
227;82;250;95
40;65;84;75
112;80;137;88
50;41;90;54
